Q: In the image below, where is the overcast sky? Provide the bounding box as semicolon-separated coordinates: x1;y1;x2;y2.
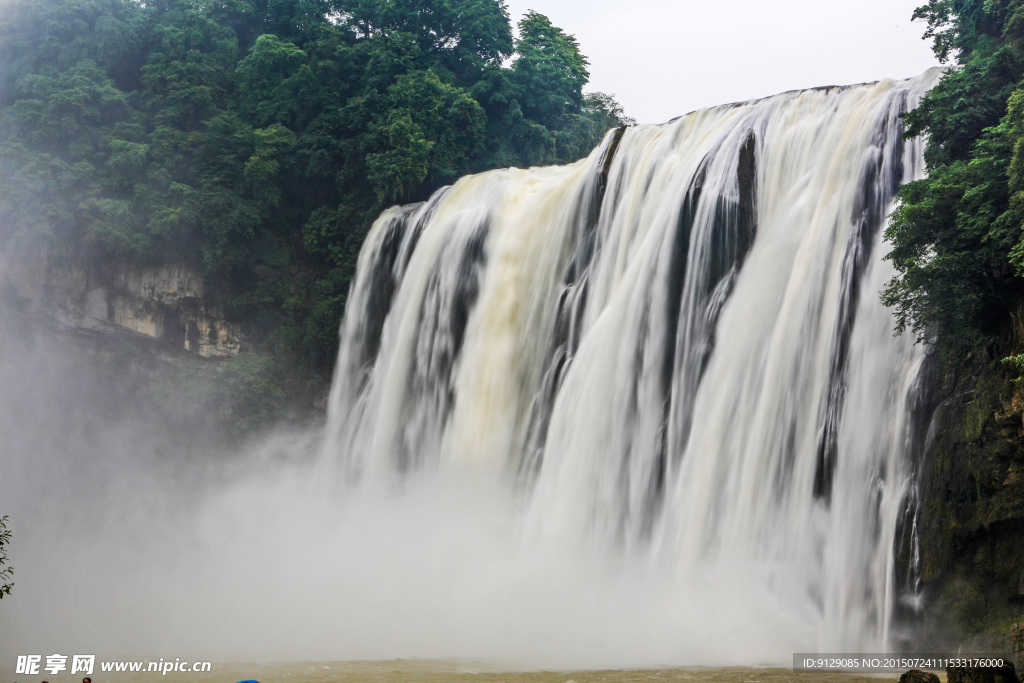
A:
503;0;944;124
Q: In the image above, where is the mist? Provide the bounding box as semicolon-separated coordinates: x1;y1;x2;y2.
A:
0;297;809;669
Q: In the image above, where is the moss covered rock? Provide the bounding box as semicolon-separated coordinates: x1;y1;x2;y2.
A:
915;341;1024;650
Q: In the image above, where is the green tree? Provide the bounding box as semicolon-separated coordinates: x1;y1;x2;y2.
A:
338;0;513;70
513;11;588;129
0;58;137;255
0;515;12;599
366;69;486;201
234;34;316;128
883;0;1024;353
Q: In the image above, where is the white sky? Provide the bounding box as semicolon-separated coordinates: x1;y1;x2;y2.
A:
503;0;944;124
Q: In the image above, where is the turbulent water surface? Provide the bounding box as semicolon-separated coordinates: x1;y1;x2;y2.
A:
0;69;942;670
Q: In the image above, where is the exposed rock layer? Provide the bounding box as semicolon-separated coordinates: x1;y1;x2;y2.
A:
0;253;241;358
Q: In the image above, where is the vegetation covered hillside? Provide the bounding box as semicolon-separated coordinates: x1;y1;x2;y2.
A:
0;0;631;385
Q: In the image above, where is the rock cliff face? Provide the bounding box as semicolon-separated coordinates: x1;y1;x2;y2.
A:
913;315;1024;654
0;253;242;358
0;250;326;442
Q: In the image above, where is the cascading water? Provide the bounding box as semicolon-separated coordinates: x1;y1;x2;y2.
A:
0;68;946;669
322;68;945;658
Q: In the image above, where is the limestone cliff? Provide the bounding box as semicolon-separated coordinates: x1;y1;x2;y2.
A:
0;253;242;358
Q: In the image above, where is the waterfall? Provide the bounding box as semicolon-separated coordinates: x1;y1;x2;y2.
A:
322;68;943;657
0;69;949;668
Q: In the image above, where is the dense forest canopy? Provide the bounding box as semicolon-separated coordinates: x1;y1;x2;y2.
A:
884;0;1024;359
0;0;632;372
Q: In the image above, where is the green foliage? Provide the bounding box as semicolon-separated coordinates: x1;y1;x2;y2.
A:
339;0;513;67
884;0;1024;354
1001;352;1024;372
366;69;486;202
513;11;588;130
585;91;637;129
0;0;632;377
215;353;289;436
234;34;311;127
0;56;138;255
0;515;12;599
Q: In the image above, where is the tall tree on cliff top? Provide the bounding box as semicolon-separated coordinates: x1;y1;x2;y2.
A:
883;0;1024;354
514;10;587;129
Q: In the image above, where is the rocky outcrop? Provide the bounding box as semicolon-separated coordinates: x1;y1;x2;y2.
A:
0;253;242;358
901;670;940;683
911;311;1024;653
947;662;1020;683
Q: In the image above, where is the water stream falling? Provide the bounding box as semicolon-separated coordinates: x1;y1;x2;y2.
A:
321;68;944;657
0;68;943;669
